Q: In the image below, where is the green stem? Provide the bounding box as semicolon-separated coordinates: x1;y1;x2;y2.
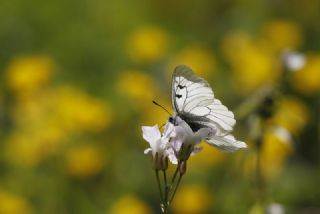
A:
163;170;169;203
169;173;183;204
256;138;264;203
171;162;181;184
155;170;164;206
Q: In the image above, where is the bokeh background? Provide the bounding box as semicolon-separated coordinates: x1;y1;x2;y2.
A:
0;0;319;213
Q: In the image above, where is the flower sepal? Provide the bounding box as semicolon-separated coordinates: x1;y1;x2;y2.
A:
176;143;194;162
153;152;168;170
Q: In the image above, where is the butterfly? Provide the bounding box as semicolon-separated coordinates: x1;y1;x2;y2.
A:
169;65;247;152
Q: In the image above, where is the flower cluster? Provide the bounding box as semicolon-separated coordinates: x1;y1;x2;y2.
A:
142;116;217;170
142;115;246;213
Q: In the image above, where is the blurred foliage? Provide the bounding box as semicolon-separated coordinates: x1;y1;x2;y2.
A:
0;0;319;213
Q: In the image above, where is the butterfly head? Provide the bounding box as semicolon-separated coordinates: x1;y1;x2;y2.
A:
168;115;176;125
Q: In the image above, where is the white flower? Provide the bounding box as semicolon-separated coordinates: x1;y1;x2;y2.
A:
266;203;285;214
168;116;216;164
142;122;174;169
282;50;306;72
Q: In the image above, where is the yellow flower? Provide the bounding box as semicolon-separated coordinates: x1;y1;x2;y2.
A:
260;131;294;179
290;54;320;95
117;70;158;110
243;132;293;180
6;93;65;167
261;20;302;52
109;194;152;214
222;32;280;94
168;46;216;78
0;191;32;214
141;98;171;125
6;56;54;98
5;130;63;167
126;26;169;63
189;143;226;168
242;143;258;177
271;97;310;134
172;185;211;214
55;86;113;133
65;144;105;178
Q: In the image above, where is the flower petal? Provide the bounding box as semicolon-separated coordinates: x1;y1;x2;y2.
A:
142;125;161;145
144;148;152;154
163;122;175;140
167;147;178;164
191;146;203;155
175;116;194;135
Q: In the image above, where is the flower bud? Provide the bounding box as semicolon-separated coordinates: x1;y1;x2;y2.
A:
153;152;168;170
179;161;187;174
177;144;194;162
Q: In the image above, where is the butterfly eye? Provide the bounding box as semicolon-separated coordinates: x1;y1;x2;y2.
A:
168;116;175;124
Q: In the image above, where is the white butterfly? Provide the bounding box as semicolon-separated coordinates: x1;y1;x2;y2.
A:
169;65;247;152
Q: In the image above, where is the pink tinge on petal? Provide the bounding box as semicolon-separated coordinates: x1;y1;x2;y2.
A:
167;148;178;165
191;146;203;155
163;122;175;139
173;126;188;141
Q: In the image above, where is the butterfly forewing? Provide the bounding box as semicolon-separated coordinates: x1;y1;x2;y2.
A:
172;65;236;132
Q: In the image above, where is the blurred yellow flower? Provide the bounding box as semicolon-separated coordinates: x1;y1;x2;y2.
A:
168;46;216;78
141;98;171;125
117;70;158;109
222;32;280;94
243;131;293;180
260;131;294;179
249;202;264;214
6;84;112;167
5;129;63;167
261;20;302;52
126;26;169;63
0;191;32;214
6;56;54;98
65;144;106;178
6;92;65;168
56;86;113;133
271;97;310;134
109;194;152;214
290;54;320;95
172;185;211;214
189;143;226;168
242;144;257;177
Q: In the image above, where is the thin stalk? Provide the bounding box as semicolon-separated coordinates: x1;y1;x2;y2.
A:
169;173;183;204
256;138;263;202
163;170;169;203
171;162;181;184
155;170;164;205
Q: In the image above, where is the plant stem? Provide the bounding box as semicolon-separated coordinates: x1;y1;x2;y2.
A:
171;162;181;184
162;169;170;213
169;173;183;204
155;170;164;206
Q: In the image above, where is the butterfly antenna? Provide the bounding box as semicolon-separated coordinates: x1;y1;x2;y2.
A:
152;100;172;116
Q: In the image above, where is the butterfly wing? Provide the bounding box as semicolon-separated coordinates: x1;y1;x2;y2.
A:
172;65;235;133
206;134;247;152
171;65;246;152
